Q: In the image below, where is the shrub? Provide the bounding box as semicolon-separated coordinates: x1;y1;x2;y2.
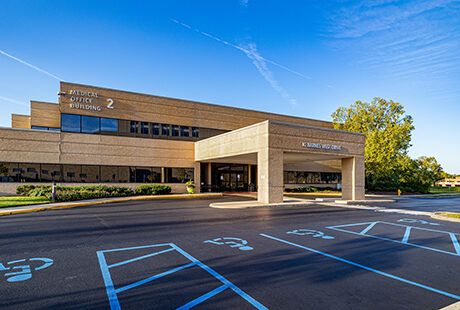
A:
135;184;171;195
16;185;36;196
29;186;52;197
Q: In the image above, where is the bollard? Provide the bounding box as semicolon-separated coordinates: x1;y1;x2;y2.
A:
52;182;56;201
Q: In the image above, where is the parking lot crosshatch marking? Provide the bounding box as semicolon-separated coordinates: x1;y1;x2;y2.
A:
97;243;267;310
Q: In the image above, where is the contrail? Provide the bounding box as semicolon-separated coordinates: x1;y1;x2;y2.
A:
171;19;311;79
0;49;63;81
0;95;29;107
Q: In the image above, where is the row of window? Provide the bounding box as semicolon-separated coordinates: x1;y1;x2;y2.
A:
60;114;227;140
61;114;118;134
283;171;342;184
0;163;193;184
31;126;60;131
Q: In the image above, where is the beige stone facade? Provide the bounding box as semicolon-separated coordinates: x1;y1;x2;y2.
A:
2;82;365;201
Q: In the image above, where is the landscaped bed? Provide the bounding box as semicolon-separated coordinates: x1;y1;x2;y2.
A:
15;184;172;203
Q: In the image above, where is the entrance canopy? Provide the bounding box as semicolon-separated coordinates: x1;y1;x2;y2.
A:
195;120;365;203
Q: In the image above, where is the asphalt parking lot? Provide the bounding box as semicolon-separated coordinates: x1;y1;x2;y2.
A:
0;196;459;309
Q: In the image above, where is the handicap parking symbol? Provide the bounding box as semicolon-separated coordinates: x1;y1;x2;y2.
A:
287;229;335;239
398;218;440;226
204;237;254;250
0;258;53;282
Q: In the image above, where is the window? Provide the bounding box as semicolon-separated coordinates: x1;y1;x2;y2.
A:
32;126;48;131
61;114;81;132
180;126;189;137
101;166;118;182
171;125;179;137
141;122;149;134
130;121;139;133
81;116;100;134
161;124;170;136
151;123;160;135
63;165;80;182
192;127;199;138
101;118;118;132
165;168;194;183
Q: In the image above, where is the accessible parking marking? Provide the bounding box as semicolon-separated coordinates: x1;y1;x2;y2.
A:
326;221;460;256
260;233;460;301
97;243;267;310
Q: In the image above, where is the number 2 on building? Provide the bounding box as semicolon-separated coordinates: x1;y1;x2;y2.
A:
107;98;114;109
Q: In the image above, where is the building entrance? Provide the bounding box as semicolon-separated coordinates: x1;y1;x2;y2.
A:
215;164;248;192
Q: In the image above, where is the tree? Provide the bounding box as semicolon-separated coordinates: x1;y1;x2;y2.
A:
331;97;415;188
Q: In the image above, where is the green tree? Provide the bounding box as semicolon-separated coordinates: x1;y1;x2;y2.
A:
331;97;415;188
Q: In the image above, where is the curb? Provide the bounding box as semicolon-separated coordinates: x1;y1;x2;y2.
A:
0;193;223;216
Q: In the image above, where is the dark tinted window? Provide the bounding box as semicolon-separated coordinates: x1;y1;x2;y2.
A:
81;116;100;134
180;126;189;137
61;114;81;132
192;127;199;137
31;126;48;131
141;122;149;134
161;124;170;136
100;118;118;132
152;123;160;135
171;125;179;137
130;121;139;133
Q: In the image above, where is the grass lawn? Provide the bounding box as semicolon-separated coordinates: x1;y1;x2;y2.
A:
437;212;460;219
430;186;460;194
0;196;51;208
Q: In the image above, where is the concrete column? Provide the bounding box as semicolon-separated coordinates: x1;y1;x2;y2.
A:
193;162;201;193
257;148;283;203
248;164;252;184
206;163;212;185
161;168;165;183
341;156;365;200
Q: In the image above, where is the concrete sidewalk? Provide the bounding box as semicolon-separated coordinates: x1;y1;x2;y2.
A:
0;193;223;216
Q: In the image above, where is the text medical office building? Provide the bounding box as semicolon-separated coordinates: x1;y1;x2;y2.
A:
1;82;365;203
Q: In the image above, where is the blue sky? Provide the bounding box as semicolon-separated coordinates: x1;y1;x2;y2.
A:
1;0;459;173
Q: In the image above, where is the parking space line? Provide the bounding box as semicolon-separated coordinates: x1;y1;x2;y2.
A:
449;233;460;255
108;248;174;268
327;221;460;256
359;222;377;235
176;284;228;310
402;226;412;243
171;244;268;310
115;262;196;294
260;233;460;301
97;243;268;310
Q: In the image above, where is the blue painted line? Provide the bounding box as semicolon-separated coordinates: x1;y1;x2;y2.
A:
260;233;460;301
115;262;196;294
97;251;121;310
359;222;377;235
327;226;460;256
176;284;228;310
449;233;460;255
329;221;378;228
108;248;174;268
330;221;460;236
402;226;412;243
100;243;173;253
172;244;268;310
376;222;460;235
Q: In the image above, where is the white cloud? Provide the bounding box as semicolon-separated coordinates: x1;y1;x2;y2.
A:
240;42;297;105
0;49;63;81
0;95;29;107
171;19;306;105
